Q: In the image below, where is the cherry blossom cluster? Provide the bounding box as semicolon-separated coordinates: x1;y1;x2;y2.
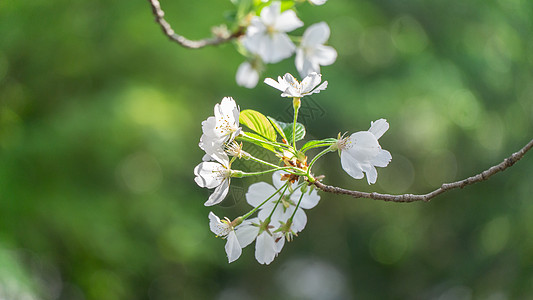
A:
234;1;337;88
194;73;391;264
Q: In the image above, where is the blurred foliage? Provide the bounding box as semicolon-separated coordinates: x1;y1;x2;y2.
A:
1;0;533;299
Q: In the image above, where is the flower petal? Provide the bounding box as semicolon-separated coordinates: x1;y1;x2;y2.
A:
263;33;296;63
311;81;328;95
204;178;230;206
371;149;392;168
291;189;320;210
235;219;259;248
236;62;259;88
301;22;330;46
225;231;242;263
260;1;280;26
340;151;364;179
313;45;337;66
255;231;277;265
274;9;303;32
292;208;308;232
246;182;277;207
300;72;322;94
368;118;389;139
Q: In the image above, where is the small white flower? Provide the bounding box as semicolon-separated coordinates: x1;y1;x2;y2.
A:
208;212;242;263
337;119;392;184
309;0;327;5
194;154;232;206
264;72;328;98
199;97;241;160
242;2;303;63
246;171;320;233
236;61;260;88
295;22;337;77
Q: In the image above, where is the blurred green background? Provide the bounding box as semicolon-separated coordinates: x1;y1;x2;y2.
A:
1;0;533;299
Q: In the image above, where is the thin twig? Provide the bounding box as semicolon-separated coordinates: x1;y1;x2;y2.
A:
313;138;533;203
147;0;244;49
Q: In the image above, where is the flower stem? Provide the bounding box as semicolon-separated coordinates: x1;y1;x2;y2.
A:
289;188;306;221
292;97;301;149
307;147;332;176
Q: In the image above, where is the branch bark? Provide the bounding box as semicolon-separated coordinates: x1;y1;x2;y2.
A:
313;138;533;203
147;0;244;49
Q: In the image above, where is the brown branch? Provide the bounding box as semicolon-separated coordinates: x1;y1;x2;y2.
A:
313;138;533;203
147;0;244;49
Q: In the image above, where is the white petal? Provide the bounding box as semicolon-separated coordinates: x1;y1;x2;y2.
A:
368;119;389;139
291;189;320;210
362;164;378;184
340;151;364;179
313;45;337;66
274;233;285;253
300;72;322;94
225;231;242;263
292;208;308;232
260;2;280;26
264;77;286;92
295;51;320;77
246;182;277;207
236;62;259;88
235;219;259;248
262;33;295;63
308;80;328;95
255;231;277;265
302;22;330;47
274;9;303;32
243;29;265;54
201;116;217;137
271;171;287;190
204;178;230;206
371;149;392;168
346;131;380;161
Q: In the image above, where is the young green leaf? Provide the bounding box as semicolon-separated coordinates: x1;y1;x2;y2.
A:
240;110;277;141
267;117;305;144
301;138;337;153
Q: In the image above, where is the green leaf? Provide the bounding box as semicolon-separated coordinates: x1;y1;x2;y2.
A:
267;118;306;145
301;138;337;153
240;110;277;142
237;132;277;152
267;116;288;143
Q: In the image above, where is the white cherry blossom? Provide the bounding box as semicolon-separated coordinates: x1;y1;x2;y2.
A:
337;119;392;184
236;61;260;88
199;97;241;161
295;22;337;77
242;2;303;63
246;171;320;233
208;212;242;263
194;154;232;206
264;72;328;98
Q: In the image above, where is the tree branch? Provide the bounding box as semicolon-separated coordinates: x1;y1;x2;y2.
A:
147;0;244;49
313;138;533;203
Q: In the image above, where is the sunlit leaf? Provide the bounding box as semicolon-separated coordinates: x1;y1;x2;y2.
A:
240;110;277;142
301;138;337;153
